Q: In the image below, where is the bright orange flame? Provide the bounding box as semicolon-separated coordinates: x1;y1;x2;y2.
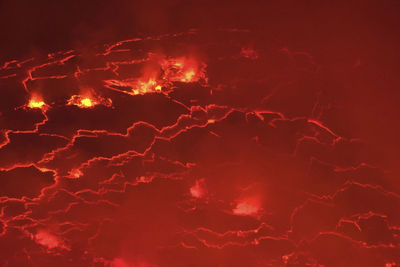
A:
161;57;206;83
66;94;112;109
80;97;93;107
104;77;163;95
28;97;46;109
103;56;206;95
182;69;196;82
133;78;162;95
233;198;260;216
68;95;96;108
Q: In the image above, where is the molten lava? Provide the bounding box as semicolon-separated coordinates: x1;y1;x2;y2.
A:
80;97;93;107
67;94;112;108
161;57;206;83
104;78;163;95
27;96;46;109
69;168;82;178
0;24;398;267
134;78;162;95
67;95;96;108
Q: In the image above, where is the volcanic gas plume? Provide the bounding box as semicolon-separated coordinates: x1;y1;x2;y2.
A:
0;28;399;267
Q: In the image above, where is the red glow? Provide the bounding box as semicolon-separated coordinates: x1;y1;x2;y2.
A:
34;230;62;249
67;95;96;108
69;168;82;178
232;197;261;216
111;258;129;267
190;179;206;198
104;77;163;95
67;93;112;108
160;57;206;83
0;5;399;265
134;78;162;95
240;47;258;60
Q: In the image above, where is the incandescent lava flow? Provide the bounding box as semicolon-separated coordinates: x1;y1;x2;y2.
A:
0;23;400;267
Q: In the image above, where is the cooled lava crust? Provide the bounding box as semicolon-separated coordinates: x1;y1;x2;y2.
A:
0;28;399;267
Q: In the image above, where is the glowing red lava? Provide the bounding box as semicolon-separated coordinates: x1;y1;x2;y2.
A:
67;94;112;108
0;24;398;267
161;57;206;83
27;96;46;109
